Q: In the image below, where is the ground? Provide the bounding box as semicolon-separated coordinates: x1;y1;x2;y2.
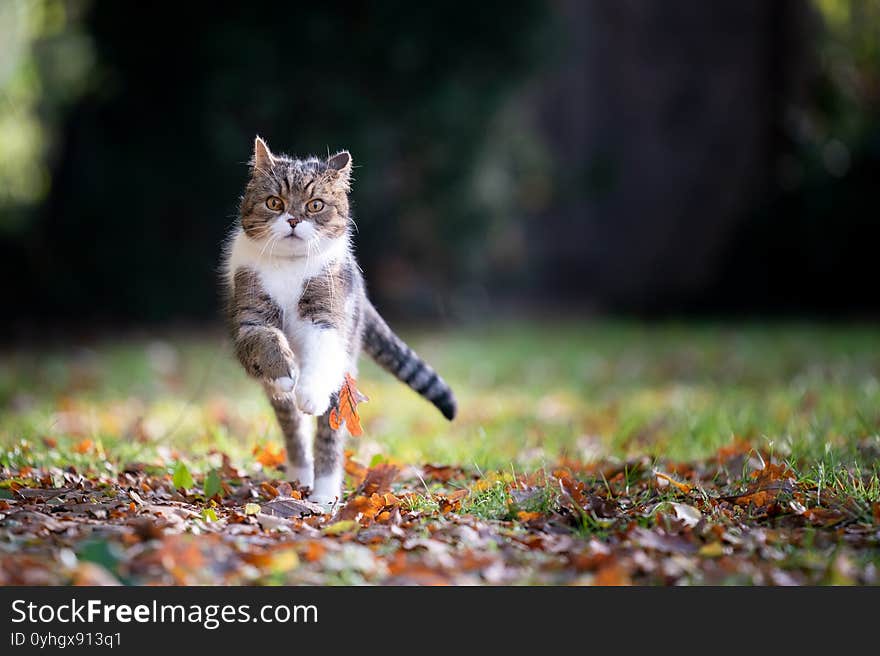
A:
1;320;879;585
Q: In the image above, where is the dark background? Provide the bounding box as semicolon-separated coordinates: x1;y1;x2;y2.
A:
1;0;878;334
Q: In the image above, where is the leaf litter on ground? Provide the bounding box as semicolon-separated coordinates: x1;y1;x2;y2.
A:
1;438;878;585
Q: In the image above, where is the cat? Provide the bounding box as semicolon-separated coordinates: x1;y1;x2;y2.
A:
222;137;456;508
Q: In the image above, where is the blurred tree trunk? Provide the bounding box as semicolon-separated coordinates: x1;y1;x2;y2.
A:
534;0;815;312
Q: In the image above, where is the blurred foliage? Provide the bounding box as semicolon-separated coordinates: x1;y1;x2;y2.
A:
0;0;93;232
815;0;880;136
2;2;880;324
0;1;553;324
802;0;880;172
708;0;880;315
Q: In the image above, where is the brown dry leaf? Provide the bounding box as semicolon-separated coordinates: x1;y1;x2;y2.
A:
300;540;326;562
422;464;465;482
734;490;771;507
802;507;846;527
554;469;591;509
328;373;368;436
344;451;367;488
714;439;752;464
732;463;796;509
357;463;399;496
261;496;324;518
654;471;693;494
253;442;285;468
335;495;382;523
517;511;543;522
436;489;469;513
593;561;632;586
152;535;205;584
260;481;279;498
751;463;796;485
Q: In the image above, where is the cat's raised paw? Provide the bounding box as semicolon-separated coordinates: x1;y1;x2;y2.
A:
295;384;331;416
271;376;296;396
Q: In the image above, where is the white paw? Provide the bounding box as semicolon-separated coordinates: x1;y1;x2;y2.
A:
272;376;296;396
310;473;343;511
287;464;314;489
308;492;340;512
295;381;332;416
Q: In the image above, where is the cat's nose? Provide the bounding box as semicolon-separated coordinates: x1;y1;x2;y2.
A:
287;216;301;228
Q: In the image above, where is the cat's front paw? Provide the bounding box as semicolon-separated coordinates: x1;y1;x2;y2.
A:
295;379;333;415
270;375;296;397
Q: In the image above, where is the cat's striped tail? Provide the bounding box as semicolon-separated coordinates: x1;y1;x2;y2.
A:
361;301;457;420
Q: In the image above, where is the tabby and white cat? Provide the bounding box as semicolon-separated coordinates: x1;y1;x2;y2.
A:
222;137;456;507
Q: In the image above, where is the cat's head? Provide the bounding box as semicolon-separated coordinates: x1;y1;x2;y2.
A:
239;137;352;256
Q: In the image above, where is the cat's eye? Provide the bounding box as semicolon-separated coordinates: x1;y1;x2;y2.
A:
266;196;284;212
306;199;325;213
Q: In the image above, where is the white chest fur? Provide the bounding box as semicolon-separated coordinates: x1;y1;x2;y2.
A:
224;229;347;350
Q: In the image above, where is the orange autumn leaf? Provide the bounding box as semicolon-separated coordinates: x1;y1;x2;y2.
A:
734;489;777;508
750;462;795;486
301;540;326;562
436;488;469;513
344;450;367;488
253;442;286;468
593;561;632;586
73;438;94;454
329;373;368;436
654;471;693;494
336;495;382;523
732;463;796;509
357;463;399;496
260;481;279;498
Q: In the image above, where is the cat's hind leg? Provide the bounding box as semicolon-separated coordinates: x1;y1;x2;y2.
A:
310;411;346;509
265;386;314;490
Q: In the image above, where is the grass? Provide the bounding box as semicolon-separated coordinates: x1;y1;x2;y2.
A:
2;319;880;585
2;319;879;486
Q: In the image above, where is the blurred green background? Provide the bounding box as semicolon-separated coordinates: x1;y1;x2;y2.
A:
1;0;880;332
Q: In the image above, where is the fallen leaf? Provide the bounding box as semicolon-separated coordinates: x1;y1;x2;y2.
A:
699;542;725;558
517;511;543;522
204;469;222;499
323;519;359;535
669;502;702;527
261;496;323;518
172;462;193;490
73;439;94;454
436;489;469;513
260;481;279;498
422;464;465;482
329;373;368;436
593;561;631;586
654;471;693;494
357;463;399;496
253;442;286;468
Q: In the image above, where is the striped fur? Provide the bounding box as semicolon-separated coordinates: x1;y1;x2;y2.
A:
223;138;456;505
362;301;457;420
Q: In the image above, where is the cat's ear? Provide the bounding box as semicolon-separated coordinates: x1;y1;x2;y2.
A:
327;150;352;177
252;136;275;173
